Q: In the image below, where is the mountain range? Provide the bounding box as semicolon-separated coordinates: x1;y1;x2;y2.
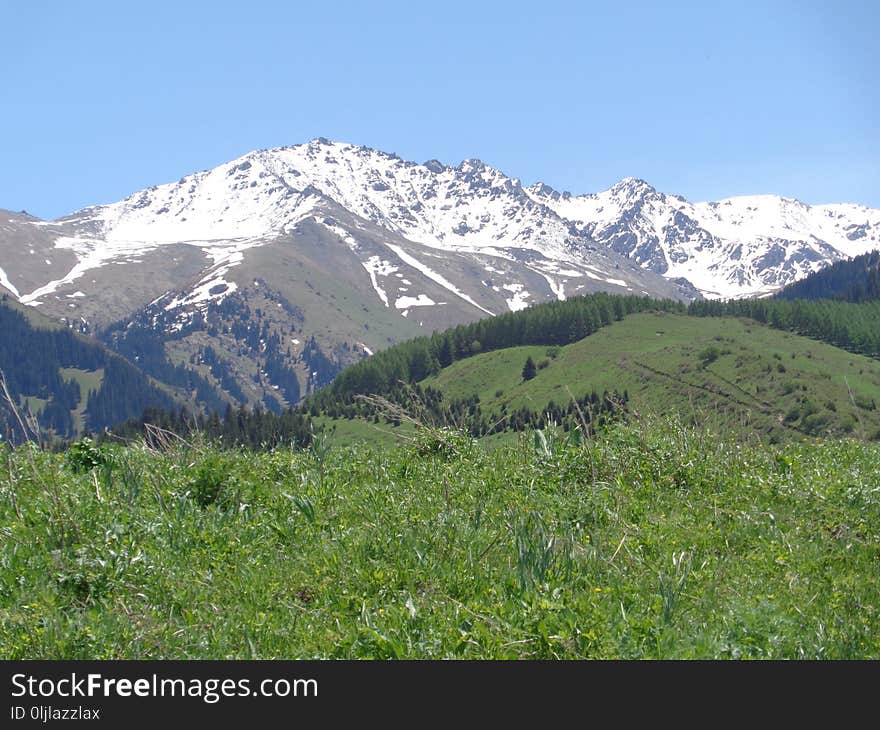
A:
2;138;878;411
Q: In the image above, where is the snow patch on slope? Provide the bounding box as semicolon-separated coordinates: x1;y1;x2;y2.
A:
0;265;20;298
361;256;399;307
383;242;495;316
19;237;106;304
320;218;361;252
395;294;435;309
502;283;530;312
163;244;253;310
527;266;566;301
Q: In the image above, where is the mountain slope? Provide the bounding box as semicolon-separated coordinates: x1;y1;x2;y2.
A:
426;312;880;441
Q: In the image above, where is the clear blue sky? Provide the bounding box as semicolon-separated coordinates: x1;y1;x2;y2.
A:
2;1;877;219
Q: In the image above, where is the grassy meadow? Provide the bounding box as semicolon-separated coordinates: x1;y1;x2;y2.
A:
2;416;878;659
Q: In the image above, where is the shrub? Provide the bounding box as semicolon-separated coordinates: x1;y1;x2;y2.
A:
190;453;232;507
410;426;471;460
853;394;876;411
800;400;819;418
802;412;831;435
66;438;108;473
697;345;720;367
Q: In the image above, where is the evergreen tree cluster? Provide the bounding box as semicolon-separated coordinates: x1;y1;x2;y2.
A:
301;337;341;393
109;405;313;450
196;346;246;402
0;299;174;442
522;356;537;381
85;359;175;432
309;379;626;438
206;289;343;401
775;250;880;303
101;312;228;413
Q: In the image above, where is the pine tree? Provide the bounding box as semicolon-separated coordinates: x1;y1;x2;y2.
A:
522;356;537;381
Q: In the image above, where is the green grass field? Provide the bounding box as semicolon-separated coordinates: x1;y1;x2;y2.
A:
59;368;104;396
59;367;104;431
2;416;879;659
19;396;47;417
313;414;414;448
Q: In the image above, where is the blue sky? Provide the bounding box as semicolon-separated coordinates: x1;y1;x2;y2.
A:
2;1;877;219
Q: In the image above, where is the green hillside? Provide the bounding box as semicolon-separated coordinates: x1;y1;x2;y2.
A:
315;311;880;445
425;312;880;442
60;367;105;432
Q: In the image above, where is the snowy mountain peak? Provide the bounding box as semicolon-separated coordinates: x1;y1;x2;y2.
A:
422;159;448;174
527;182;570;202
609;177;656;196
458;158;489;171
527;173;880;299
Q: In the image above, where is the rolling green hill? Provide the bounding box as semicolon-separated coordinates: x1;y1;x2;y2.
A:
317;311;880;444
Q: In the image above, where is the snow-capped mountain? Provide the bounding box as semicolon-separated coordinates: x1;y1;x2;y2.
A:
1;138;877;407
526;177;880;298
2;139;692;324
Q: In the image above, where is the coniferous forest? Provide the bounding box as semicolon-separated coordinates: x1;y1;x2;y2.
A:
109;405;314;450
774;250;880;303
0;298;174;442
